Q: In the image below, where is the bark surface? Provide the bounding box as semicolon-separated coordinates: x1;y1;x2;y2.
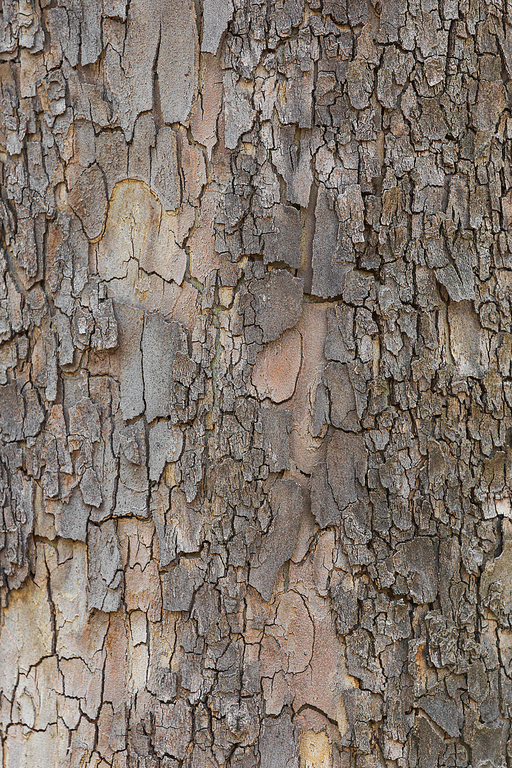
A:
0;0;511;766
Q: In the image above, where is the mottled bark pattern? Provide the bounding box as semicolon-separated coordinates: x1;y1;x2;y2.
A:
0;0;511;766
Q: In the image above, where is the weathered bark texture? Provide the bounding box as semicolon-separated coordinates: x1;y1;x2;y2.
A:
1;0;512;766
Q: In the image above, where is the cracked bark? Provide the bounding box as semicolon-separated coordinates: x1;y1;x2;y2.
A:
1;0;512;766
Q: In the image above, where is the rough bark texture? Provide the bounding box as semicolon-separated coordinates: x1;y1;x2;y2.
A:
1;0;512;766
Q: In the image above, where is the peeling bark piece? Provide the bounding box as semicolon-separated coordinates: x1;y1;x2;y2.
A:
68;165;108;241
263;205;302;269
162;557;204;611
96;180;187;286
202;0;234;54
53;488;90;542
114;421;149;518
113;303;145;421
157;0;197;126
190;56;223;161
418;686;460;737
272;591;314;673
346;628;385;693
105;0;159;138
148;666;178;702
325;306;355;363
142;314;188;422
311;431;367;529
473;81;506;132
276;62;314;129
331;582;359;635
261;408;291;473
224;71;255;149
79;0;102;65
0;344;17;388
79;467;102;508
152;699;192;760
31;321;58;403
470;721;506;768
0;382;24;442
180;424;205;503
447;176;469;229
0;471;34;590
311;189;352;299
435;262;474;302
467;661;488;704
311;379;329;438
503;190;512;231
337;186;365;245
347;60;372;110
96;130;128;197
341;689;381;752
259;711;298;768
413;717;444;768
447;300;484;379
323;0;348;24
68;398;101;443
149;421;184;481
252;329;301;403
152;486;202;566
91;295;118;351
191;583;221;640
394;538;438;604
150;127;180;212
69;74;111;128
449;237;476;300
87;521;123;612
271;127;314;209
324;362;359;432
249;478;305;600
23;387;44;438
481;540;512;627
250;270;303;342
104;0;127;18
129;113;156;184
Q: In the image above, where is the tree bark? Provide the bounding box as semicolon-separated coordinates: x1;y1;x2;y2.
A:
0;0;511;766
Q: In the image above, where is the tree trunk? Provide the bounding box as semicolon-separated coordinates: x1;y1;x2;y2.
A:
0;0;511;766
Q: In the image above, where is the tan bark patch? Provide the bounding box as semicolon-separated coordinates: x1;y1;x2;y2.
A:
95;180;187;286
300;730;332;768
252;328;302;403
